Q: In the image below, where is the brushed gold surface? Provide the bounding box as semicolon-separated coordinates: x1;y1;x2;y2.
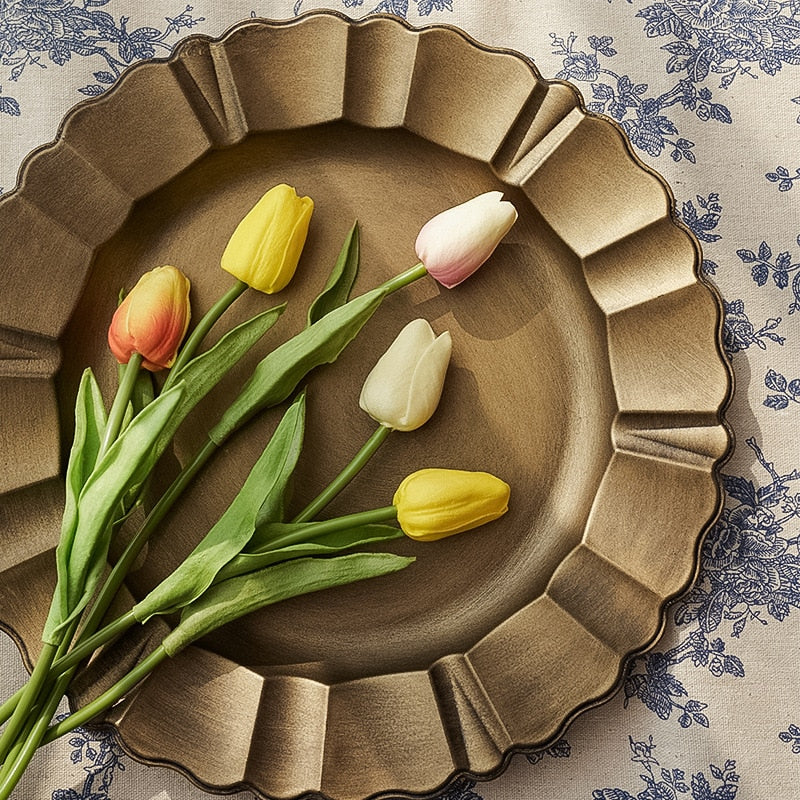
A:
0;12;731;800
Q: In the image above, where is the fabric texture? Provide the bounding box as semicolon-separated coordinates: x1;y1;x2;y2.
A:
2;1;799;798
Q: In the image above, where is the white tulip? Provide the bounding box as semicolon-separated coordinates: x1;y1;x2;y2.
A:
359;319;452;431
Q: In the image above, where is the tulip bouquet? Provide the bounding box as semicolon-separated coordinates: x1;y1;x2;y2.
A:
0;185;517;797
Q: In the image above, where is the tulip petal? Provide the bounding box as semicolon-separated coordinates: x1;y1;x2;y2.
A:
396;331;451;431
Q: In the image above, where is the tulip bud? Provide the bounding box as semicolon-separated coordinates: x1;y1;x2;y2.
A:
359;319;452;432
393;468;510;541
221;183;314;294
415;191;518;288
108;265;191;372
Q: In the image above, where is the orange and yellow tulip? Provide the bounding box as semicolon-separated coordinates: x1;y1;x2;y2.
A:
107;265;191;372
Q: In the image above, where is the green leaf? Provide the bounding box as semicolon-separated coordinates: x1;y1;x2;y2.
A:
56;369;108;617
161;552;414;656
253;393;306;528
42;383;185;644
306;221;360;326
210;285;388;444
131;393;307;623
130;367;155;415
154;303;285;450
217;523;404;580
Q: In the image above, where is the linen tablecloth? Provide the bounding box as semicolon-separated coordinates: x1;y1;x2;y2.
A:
1;1;799;798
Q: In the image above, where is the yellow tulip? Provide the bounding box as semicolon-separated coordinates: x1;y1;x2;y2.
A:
393;468;510;541
221;184;314;294
107;265;191;372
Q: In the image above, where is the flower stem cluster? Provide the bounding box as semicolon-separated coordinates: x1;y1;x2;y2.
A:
0;185;517;798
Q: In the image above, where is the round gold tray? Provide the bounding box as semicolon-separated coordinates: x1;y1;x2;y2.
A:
0;12;731;800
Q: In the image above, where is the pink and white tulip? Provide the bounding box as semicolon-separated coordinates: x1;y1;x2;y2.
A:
414;191;518;288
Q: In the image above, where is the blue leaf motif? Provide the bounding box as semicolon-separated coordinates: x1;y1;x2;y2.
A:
737;249;757;263
759;241;773;261
0;96;20;116
723;655;745;677
129;26;162;42
765;369;788;393
711;104;732;124
692;772;713;800
764;395;790;410
722;475;757;506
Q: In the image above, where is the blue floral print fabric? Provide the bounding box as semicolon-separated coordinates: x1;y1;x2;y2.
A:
2;1;799;799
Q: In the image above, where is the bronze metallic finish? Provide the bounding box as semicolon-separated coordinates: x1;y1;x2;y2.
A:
0;12;731;800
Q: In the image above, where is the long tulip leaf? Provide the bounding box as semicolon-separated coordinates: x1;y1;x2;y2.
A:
42;383;185;644
306;221;360;326
217;523;404;580
55;369;108;617
161;552;414;656
131;393;307;624
210;285;388;444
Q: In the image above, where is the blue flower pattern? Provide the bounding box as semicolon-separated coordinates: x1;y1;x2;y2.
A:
550;31;731;161
3;0;800;797
51;722;126;800
625;438;800;726
592;736;739;800
636;0;800;86
779;724;800;753
736;235;800;314
0;1;203;113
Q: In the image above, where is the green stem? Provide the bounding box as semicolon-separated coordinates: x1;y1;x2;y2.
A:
0;667;74;800
0;642;57;766
0;608;133;795
292;425;392;523
0;615;78;782
99;352;143;457
165;279;248;385
0;438;215;731
378;262;427;295
0;691;20;731
42;646;170;747
61;611;138;674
